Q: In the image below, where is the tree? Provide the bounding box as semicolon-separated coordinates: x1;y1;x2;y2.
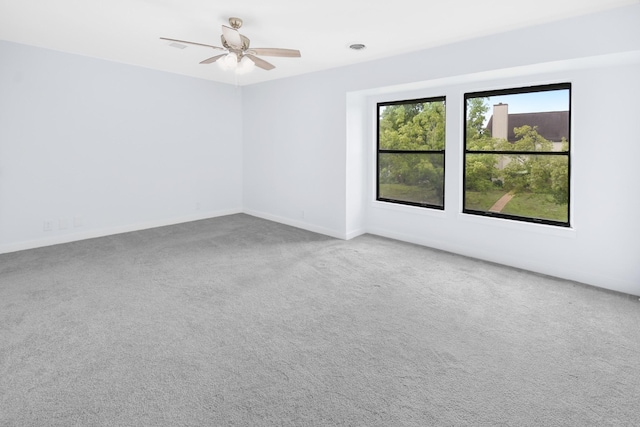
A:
464;97;499;192
549;141;569;203
466;97;490;140
497;126;568;203
379;101;445;151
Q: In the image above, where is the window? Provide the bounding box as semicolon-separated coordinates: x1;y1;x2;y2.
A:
377;97;446;209
463;83;571;226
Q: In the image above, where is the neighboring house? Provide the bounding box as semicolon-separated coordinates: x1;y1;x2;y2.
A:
487;103;569;151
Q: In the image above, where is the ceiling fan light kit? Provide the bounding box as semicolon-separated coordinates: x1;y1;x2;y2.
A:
160;17;301;75
218;52;255;74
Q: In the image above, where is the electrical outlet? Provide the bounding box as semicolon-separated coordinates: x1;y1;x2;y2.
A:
43;219;54;232
58;218;69;230
74;216;83;227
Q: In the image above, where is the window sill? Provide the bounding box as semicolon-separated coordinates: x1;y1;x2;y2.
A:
457;212;576;238
371;200;448;218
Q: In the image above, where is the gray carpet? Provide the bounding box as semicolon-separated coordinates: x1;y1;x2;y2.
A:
1;214;639;426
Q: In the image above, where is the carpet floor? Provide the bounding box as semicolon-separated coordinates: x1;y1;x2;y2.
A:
1;214;639;426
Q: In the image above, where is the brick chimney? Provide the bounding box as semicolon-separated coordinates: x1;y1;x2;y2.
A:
492;103;508;140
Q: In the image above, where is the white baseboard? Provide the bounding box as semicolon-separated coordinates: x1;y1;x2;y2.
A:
365;225;640;297
2;209;637;296
345;228;366;240
243;209;346;240
0;208;242;255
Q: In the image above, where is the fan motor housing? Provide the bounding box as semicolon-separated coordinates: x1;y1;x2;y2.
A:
221;34;250;51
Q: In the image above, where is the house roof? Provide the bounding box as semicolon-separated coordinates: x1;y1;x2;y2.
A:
487;111;569;142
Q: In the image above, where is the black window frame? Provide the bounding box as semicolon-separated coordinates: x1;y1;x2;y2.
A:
463;83;571;227
376;96;446;210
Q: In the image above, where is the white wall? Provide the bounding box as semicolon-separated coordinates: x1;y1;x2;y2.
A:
362;59;640;296
1;5;638;296
242;75;348;237
0;41;243;253
242;4;640;295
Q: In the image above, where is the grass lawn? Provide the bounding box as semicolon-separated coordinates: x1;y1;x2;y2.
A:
464;190;507;211
385;186;568;222
379;183;441;206
502;192;568;222
466;189;568;222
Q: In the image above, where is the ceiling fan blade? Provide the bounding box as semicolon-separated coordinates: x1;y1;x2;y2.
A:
221;25;243;49
160;37;223;50
249;48;301;58
200;54;227;64
245;54;275;71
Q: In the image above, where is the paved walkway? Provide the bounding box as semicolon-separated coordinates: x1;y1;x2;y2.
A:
489;191;514;212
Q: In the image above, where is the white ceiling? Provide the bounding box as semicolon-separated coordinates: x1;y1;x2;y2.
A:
0;0;636;86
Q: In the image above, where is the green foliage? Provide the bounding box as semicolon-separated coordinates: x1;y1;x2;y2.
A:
465;155;496;192
549;156;569;203
465;98;498;192
466;97;490;140
494;125;552;152
496;126;567;204
379;101;445;150
501;156;529;192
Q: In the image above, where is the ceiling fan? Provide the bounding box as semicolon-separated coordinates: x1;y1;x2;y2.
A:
160;17;301;72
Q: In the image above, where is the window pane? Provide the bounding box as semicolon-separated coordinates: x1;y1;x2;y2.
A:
379;100;445;151
466;89;570;152
378;153;444;207
464;84;571;226
465;153;568;223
